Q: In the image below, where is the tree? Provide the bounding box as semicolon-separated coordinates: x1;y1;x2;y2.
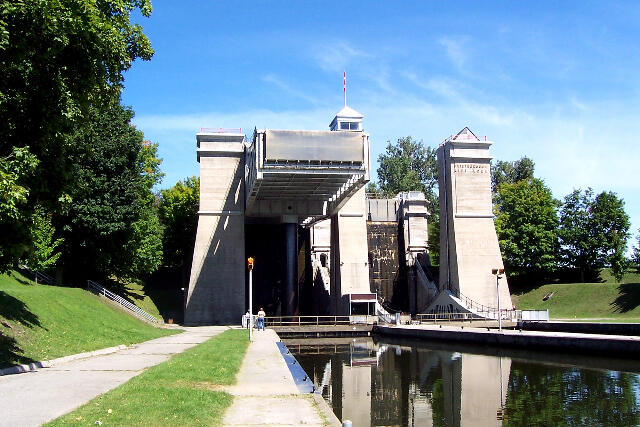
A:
491;157;535;192
158;177;200;284
633;230;640;273
494;178;559;278
0;0;153;268
57;99;163;283
27;207;63;276
377;136;438;200
558;188;631;281
375;136;440;262
0;147;38;270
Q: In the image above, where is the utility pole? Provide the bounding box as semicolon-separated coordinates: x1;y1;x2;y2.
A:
492;268;505;331
248;257;255;342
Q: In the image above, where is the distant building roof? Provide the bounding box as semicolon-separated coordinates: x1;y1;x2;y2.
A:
451;127;480;142
334;105;363;119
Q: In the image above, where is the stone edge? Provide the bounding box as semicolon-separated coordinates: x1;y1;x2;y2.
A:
0;344;126;376
311;392;341;427
272;331;341;426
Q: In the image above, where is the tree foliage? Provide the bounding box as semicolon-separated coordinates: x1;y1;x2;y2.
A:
57;100;163;283
377;136;437;200
0;0;153;269
633;230;640;273
0;147;38;270
491;156;535;192
375;136;440;263
27;206;63;273
158;177;200;271
494;178;559;278
558;188;630;282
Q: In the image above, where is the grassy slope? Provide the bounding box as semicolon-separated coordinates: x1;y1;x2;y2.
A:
513;270;640;321
49;329;249;426
120;281;163;320
0;271;178;368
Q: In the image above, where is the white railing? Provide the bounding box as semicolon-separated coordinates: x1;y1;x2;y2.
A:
87;280;160;324
520;309;550;321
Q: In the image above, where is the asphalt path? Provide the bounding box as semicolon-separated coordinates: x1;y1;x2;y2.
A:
0;326;226;426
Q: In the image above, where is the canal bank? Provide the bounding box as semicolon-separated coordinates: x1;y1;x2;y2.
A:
374;324;640;357
223;329;340;426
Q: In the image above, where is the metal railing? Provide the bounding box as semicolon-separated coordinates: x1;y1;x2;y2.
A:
416;309;548;323
265;315;376;326
199;127;242;133
87;280;160;324
20;265;56;285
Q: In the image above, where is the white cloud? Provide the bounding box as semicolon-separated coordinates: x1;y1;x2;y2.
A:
312;41;373;73
438;36;468;70
261;74;321;105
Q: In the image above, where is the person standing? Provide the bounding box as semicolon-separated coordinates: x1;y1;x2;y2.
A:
257;307;266;331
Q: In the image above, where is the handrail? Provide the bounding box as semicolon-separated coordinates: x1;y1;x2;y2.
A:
199;127;242;133
416;311;518;323
264;315;375;326
20;265;55;285
87;280;160;324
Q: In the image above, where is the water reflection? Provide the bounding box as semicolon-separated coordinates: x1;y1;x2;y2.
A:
285;337;640;426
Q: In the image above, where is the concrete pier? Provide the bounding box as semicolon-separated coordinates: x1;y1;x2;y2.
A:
223;328;339;426
374;324;640;357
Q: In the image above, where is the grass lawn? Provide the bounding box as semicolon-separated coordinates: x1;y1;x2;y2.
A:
49;329;249;426
513;270;640;322
0;271;178;368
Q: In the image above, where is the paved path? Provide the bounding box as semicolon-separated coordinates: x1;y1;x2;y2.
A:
0;326;226;427
223;328;338;426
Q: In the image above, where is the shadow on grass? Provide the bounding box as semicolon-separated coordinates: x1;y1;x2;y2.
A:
0;291;43;368
0;291;43;328
611;283;640;313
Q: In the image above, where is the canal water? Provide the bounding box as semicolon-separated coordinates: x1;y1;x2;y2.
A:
284;337;640;426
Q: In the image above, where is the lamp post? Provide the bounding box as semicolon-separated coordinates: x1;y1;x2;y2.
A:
248;257;255;342
492;268;505;331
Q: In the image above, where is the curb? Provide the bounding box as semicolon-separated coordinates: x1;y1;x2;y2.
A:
0;344;126;376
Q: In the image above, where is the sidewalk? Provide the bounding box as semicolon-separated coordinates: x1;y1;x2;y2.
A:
0;326;226;427
223;328;339;426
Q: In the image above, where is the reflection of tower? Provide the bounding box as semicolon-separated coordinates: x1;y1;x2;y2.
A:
341;343;374;426
456;353;511;426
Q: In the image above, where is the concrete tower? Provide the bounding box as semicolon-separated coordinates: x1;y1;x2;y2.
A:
437;127;513;310
328;105;374;315
184;130;246;325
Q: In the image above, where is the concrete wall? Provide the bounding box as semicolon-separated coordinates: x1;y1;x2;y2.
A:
185;134;245;325
366;221;399;305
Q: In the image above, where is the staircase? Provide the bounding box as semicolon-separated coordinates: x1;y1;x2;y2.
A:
87;280;160;324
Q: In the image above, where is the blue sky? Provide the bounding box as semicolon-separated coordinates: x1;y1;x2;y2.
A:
122;1;640;247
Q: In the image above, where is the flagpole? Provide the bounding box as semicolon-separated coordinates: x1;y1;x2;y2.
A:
343;70;346;107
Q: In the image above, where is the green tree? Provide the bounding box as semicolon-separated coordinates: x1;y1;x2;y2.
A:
632;230;640;273
377;136;437;200
491;156;535;192
494;178;559;278
365;181;383;197
0;0;153;268
158;177;200;283
27;207;63;276
58;99;163;283
558;188;631;281
375;136;440;262
0;146;38;270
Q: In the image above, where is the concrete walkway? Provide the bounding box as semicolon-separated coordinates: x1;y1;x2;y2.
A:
0;326;226;427
376;323;640;356
223;328;338;426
